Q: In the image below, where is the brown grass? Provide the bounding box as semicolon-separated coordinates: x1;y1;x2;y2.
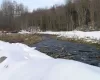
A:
57;37;100;49
0;34;42;45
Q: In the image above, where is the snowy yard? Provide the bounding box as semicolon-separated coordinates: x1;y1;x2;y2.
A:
0;41;100;80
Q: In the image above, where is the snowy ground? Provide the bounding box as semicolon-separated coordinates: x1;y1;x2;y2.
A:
18;30;31;34
39;31;100;43
0;41;100;80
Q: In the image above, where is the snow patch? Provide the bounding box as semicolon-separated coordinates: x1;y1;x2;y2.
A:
39;31;100;43
18;30;31;34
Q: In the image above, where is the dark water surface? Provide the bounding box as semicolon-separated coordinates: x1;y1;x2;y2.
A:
33;34;100;67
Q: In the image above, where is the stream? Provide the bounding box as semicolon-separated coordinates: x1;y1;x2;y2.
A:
33;34;100;67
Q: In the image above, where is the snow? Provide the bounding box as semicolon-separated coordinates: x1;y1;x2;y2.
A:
39;31;100;43
0;41;100;80
18;30;31;34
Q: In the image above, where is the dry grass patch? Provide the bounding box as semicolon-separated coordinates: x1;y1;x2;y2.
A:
57;37;100;49
0;34;43;45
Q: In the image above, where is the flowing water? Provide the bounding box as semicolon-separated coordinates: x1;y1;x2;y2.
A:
33;34;100;67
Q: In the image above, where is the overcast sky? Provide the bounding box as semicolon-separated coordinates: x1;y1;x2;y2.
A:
0;0;65;11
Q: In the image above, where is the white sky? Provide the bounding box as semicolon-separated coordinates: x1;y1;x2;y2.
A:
0;0;65;12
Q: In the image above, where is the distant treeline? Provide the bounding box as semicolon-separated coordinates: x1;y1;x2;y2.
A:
0;0;100;31
0;0;28;31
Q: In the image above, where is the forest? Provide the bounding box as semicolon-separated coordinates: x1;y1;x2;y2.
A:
0;0;100;31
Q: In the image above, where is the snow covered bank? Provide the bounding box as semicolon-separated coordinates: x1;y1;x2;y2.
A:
0;41;51;60
0;41;100;80
39;31;100;43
